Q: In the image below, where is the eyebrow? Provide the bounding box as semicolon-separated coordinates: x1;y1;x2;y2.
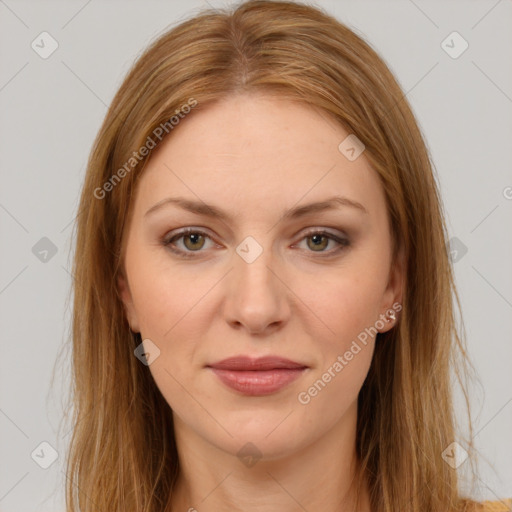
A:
144;195;368;221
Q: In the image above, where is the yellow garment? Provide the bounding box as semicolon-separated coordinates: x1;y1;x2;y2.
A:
482;499;512;511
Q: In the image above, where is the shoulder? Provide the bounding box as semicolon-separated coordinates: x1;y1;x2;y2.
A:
480;499;512;511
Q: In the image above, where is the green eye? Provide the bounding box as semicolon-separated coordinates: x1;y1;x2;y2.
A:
164;229;213;257
298;230;350;255
181;232;206;251
163;228;350;258
306;233;330;251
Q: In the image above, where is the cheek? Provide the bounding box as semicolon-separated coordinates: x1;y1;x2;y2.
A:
126;255;222;394
128;266;205;409
295;273;379;413
127;255;208;340
296;342;374;433
296;269;383;346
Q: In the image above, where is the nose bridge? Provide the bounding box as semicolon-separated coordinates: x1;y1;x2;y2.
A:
234;233;280;297
225;234;288;332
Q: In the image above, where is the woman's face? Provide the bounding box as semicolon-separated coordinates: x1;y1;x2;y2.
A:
118;92;402;460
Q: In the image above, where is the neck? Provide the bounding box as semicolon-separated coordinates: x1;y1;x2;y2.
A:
167;402;371;512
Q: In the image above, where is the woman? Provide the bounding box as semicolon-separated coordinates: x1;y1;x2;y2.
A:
63;1;510;511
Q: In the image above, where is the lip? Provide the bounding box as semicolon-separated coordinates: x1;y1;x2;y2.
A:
206;356;308;396
207;355;307;371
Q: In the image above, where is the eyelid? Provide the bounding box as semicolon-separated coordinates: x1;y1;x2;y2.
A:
163;226;350;257
299;226;348;240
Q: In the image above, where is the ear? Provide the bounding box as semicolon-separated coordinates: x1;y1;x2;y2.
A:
377;244;405;334
117;271;141;333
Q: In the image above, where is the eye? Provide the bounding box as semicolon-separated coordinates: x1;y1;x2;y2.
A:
294;229;350;255
162;228;350;258
163;228;216;257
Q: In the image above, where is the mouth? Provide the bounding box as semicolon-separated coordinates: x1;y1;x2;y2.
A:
206;355;309;396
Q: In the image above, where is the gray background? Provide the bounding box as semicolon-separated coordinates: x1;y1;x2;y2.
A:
0;0;511;510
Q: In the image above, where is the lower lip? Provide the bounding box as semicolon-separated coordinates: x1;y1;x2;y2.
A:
209;367;307;396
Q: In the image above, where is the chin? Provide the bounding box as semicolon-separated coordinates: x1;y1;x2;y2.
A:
217;433;306;465
214;410;310;458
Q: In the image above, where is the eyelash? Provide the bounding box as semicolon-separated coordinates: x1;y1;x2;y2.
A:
162;228;350;259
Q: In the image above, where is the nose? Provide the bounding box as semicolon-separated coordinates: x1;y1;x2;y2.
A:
224;243;290;336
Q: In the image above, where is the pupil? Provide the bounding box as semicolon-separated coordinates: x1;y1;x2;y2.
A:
185;233;203;250
309;234;327;251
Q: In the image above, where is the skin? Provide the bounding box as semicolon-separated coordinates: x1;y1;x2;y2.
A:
118;92;404;512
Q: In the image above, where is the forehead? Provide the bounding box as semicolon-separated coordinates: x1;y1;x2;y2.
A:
133;92;386;222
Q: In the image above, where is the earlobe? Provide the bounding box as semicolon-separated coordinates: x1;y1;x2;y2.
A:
117;272;140;333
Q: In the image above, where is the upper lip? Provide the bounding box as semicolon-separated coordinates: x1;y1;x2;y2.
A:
207;356;308;371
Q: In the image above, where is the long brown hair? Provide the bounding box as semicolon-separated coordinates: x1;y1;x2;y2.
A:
61;1;482;510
